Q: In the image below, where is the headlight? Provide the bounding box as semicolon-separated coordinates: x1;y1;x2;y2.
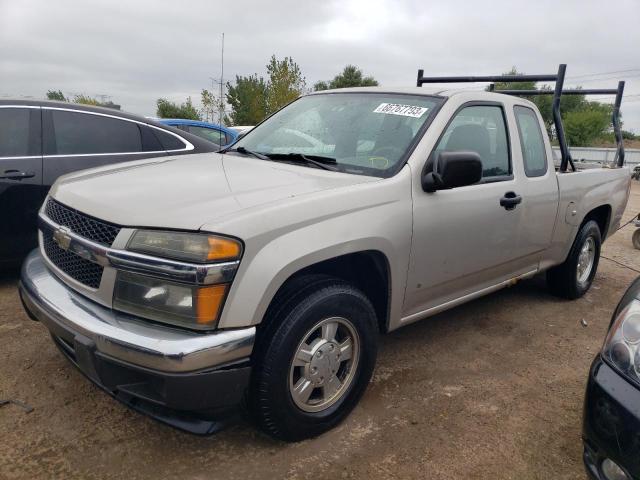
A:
127;230;241;263
112;230;242;330
113;271;227;330
602;299;640;380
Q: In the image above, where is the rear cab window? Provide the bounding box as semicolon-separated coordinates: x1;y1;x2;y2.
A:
513;105;548;177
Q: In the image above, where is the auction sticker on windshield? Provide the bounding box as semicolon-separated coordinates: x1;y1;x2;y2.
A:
373;103;429;118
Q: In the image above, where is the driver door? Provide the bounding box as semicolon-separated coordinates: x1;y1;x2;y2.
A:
403;102;530;321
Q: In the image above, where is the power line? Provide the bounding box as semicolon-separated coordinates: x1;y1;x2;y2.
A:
567;68;640;80
566;73;640;85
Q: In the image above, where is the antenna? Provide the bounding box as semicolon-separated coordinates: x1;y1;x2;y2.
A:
220;32;225;126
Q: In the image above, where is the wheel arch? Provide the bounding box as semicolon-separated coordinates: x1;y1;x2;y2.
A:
581;204;612;240
259;250;392;334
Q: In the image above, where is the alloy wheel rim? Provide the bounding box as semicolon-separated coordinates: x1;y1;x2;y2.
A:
577;236;596;285
288;317;360;413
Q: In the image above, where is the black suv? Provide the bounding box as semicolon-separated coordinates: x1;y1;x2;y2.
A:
0;100;218;264
583;276;640;480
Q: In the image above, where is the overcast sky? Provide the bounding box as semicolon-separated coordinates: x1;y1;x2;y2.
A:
2;0;639;132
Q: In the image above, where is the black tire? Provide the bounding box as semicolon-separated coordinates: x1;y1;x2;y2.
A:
250;274;378;441
633;229;640;250
547;220;601;299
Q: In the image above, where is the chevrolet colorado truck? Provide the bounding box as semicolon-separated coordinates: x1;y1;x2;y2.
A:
19;65;631;441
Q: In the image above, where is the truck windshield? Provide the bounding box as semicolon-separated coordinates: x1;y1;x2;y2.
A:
231;92;443;177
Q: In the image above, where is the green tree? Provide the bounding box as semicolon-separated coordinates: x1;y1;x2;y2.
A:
200;89;216;122
225;74;268;125
564;104;613;147
156;97;201;120
73;94;101;106
46;89;67;101
313;80;330;91
265;55;306;114
314;65;379;91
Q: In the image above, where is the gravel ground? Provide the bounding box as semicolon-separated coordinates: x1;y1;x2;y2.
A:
1;182;639;480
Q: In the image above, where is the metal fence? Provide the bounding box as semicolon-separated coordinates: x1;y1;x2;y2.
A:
552;147;640;166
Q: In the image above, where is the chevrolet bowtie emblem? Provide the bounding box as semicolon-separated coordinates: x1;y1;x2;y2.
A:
52;227;72;251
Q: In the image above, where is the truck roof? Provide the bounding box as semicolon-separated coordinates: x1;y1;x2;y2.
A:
306;86;534;104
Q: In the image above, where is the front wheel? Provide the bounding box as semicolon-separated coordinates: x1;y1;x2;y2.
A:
633;229;640;250
250;275;378;441
547;220;602;299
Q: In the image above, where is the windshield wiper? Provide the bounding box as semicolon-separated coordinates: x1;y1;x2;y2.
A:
266;153;338;171
225;146;269;160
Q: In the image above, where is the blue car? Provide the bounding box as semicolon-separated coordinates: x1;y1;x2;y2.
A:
159;119;238;147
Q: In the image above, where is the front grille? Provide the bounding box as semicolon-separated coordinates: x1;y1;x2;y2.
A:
43;231;103;289
44;198;121;246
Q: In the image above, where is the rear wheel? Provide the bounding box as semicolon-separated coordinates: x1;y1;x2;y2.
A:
250;275;378;441
547;220;601;299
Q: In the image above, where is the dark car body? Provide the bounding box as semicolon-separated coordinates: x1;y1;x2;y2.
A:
583;276;640;480
0;100;219;264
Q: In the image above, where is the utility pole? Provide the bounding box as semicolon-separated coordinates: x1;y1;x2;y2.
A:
219;32;225;126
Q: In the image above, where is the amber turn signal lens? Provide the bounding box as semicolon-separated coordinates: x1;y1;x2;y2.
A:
207;237;241;261
128;230;241;264
196;284;228;324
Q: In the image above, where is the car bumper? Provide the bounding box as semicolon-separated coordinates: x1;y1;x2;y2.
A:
19;250;255;435
583;355;640;479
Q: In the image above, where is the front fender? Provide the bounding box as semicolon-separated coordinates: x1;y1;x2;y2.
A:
214;169;414;330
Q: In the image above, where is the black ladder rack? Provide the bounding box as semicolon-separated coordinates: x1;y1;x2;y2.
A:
416;64;626;171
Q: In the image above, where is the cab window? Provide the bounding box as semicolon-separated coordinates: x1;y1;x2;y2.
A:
434;105;511;179
514;106;547;177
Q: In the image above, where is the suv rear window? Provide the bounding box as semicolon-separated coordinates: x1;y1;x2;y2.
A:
50;110;142;155
153;128;188;151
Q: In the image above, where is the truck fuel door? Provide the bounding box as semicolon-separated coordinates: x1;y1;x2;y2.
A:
565;201;579;226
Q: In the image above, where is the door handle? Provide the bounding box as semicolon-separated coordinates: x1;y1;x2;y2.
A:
500;191;522;210
0;170;35;180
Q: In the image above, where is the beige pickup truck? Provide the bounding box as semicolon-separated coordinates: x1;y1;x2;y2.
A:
19;66;631;441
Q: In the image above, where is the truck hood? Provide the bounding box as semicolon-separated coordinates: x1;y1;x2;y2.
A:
50;153;379;230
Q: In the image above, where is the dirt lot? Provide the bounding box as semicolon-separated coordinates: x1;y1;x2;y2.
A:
1;183;640;480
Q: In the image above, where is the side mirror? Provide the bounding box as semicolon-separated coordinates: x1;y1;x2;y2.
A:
422;151;483;193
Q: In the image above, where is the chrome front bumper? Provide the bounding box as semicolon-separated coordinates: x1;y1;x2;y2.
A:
19;250;255;373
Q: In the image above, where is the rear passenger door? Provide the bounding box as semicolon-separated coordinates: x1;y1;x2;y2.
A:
41;108;186;186
511;105;559;264
0;106;44;260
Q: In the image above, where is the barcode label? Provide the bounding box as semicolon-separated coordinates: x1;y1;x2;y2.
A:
373;103;429;118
